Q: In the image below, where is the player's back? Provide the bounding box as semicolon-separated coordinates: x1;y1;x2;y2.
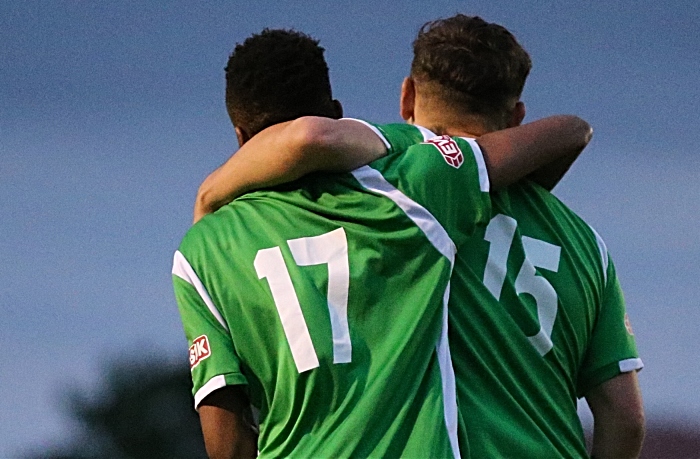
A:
175;172;458;458
449;180;641;458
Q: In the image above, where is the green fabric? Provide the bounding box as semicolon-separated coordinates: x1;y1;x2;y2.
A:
450;180;640;458
173;122;490;458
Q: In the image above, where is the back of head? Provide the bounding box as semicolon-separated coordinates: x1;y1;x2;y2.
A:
411;15;531;129
225;29;339;137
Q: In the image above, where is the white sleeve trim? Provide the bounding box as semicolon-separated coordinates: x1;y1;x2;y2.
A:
619;358;644;373
460;137;490;192
193;374;228;410
172;250;229;332
340;118;391;150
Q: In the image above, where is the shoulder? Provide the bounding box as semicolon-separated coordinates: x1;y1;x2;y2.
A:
504;181;611;273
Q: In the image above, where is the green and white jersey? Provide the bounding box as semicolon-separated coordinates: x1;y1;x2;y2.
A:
450;180;642;458
172;121;491;458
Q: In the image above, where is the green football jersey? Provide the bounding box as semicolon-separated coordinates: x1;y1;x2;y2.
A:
450;180;642;458
172;122;491;458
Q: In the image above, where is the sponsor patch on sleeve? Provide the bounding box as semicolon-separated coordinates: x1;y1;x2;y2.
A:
425;135;464;169
189;335;211;369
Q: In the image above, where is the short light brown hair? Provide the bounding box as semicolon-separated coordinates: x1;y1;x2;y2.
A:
411;15;532;126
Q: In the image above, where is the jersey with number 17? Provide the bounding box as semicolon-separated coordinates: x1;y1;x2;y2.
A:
172;121;491;458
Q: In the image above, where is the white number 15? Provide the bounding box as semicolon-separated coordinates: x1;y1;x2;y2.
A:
483;214;561;356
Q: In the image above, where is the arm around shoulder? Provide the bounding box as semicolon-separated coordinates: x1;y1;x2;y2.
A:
477;115;593;190
193;117;387;223
585;370;645;459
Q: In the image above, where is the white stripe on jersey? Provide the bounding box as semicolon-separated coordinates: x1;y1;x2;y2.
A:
459;138;490;193
193;374;227;410
341;118;391;149
351;165;460;459
352;166;456;261
619;357;644;373
172;250;229;332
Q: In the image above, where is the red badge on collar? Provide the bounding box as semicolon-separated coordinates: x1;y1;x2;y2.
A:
426;135;464;169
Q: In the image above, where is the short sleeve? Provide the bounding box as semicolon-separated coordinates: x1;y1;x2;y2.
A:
172;252;248;409
577;258;643;396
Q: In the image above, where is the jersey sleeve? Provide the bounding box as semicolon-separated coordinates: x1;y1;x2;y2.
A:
577;257;643;397
172;250;248;409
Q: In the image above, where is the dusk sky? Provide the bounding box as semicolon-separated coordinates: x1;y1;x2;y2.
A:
2;0;699;455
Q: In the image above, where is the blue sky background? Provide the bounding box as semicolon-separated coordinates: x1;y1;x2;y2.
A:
1;0;699;455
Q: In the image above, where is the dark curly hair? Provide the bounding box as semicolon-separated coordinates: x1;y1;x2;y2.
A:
225;28;340;137
411;15;532;127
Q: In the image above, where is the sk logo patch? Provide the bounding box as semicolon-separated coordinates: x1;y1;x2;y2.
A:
189;335;211;369
426;135;464;169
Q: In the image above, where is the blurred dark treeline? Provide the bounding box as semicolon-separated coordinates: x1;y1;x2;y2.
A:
20;356;700;458
22;356;207;459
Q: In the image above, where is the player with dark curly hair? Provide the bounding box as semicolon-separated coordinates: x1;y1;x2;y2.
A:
224;29;342;143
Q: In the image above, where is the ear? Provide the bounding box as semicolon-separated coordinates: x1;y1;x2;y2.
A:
400;77;416;122
332;99;343;119
508;101;526;128
235;126;251;147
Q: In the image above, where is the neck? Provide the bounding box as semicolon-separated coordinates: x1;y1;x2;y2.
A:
413;112;492;138
412;98;498;138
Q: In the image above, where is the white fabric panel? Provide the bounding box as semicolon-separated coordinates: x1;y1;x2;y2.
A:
193;374;227;410
619;357;644;373
172;250;229;332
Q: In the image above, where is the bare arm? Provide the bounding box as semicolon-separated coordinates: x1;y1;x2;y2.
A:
194;117;385;223
585;371;645;459
194;115;591;222
198;386;258;459
477;115;592;190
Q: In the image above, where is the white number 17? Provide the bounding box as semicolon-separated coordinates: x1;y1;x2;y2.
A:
254;228;351;373
483;214;561;356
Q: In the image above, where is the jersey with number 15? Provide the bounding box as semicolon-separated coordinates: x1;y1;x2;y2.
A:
172;121;491;458
450;180;643;457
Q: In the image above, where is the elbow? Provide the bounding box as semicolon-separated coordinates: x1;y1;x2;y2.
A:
571;115;594;150
194;174;219;224
627;407;646;447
